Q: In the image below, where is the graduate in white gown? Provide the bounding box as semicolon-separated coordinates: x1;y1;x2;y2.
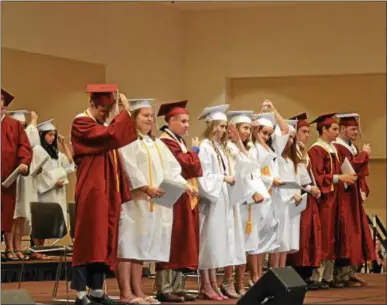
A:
34;119;74;254
220;111;271;299
275;121;303;267
3;110;40;260
247;100;290;283
196;104;234;301
116;99;193;305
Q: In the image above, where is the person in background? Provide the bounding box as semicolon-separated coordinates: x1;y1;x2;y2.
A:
1;89;32;262
371;240;385;273
70;84;137;305
4;110;40;260
154;101;202;303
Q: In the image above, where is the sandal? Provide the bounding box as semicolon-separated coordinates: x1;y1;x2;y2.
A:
6;250;19;261
142;296;160;304
120;297;147;304
15;250;30;260
211;282;229;300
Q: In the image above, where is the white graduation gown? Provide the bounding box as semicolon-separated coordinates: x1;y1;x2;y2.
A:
13;125;41;234
227;142;271;253
276;157;302;253
118;137;186;262
35;151;74;226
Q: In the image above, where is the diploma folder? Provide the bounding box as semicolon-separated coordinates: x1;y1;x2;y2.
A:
2;166;21;188
289;193;308;218
152;178;186;209
277;180;302;190
30;146;50;177
341;157;356;175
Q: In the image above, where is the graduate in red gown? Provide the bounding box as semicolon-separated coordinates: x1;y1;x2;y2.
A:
154;101;202;303
308;113;357;289
1;89;32;261
286;113;322;290
333;113;376;287
70;84;137;305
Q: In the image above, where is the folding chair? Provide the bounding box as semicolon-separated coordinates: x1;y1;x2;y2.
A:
52;202;76;303
19;202;70;301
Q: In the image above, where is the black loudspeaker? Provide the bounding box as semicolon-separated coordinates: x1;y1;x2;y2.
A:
1;290;35;304
237;266;307;305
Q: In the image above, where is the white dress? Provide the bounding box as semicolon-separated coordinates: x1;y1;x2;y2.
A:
227;142;271;253
118;136;186;262
35;151;74;226
13;125;41;234
276;157;302;253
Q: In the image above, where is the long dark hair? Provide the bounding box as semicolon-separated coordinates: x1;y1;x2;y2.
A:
40;130;58;160
282;136;300;173
252;125;275;153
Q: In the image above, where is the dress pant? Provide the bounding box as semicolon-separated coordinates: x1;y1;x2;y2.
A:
71;263;106;292
155;270;184;294
311;260;334;282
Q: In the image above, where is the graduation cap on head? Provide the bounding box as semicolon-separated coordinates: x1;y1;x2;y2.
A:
86;84;119;106
310;113;337;130
289;112;309;129
6;110;29;123
1;88;15;107
157;100;188;122
336;113;359;127
227;111;254;125
198;104;229;122
128;99;154;111
37;119;56;132
255;112;276;128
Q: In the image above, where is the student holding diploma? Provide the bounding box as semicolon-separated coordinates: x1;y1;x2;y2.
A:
286;113;323;290
332;113;375;287
220;110;269;298
1;89;32;262
308;113;357;289
154;100;202;303
4;110;41;260
117;99;190;305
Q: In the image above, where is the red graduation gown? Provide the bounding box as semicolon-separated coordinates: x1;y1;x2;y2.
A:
71;110;137;270
288;160;322;267
308;144;341;261
333;142;376;265
1;116;32;232
156;134;202;271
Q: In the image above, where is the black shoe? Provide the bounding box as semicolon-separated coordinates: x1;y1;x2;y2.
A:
174;291;198;302
319;281;330;289
323;280;344;289
88;295;124;305
307;281;321;290
156;293;184;303
75;296;101;305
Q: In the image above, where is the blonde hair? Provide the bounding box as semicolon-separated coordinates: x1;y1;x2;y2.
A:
132;108;155;140
202;120;228;144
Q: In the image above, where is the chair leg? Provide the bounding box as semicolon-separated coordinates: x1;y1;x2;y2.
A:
18;261;26;289
64;252;69;305
52;254;63;300
196;270;201;292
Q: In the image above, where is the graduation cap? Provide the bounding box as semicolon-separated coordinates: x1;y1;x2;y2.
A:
157;100;188;122
255;112;276;128
227;111;254;125
336;113;359;127
128;99;154;111
310;113;337;130
6;110;29;123
1;88;15;107
198;104;229;122
86;84;119;106
286;119;298;133
37;119;56;131
289;112;309;129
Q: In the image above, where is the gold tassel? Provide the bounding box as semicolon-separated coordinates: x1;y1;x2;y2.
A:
150;202;155;212
246;205;252;235
261;165;270;176
188;178;199;210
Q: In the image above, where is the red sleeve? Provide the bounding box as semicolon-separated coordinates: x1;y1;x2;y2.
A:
71;111;137;156
17;121;32;167
351;151;369;178
160;138;202;179
308;146;334;195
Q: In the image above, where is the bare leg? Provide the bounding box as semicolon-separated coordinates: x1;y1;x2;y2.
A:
210;268;228;299
257;253;265;279
247;254;259;283
116;259;137;302
13;217;26;259
269;252;280;268
279;252;287;267
131;260;146;298
235;264;246;295
199;269;220;300
221;266;239;299
4;222;16;260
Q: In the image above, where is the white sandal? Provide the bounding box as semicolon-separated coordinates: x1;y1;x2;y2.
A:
143;296;160;304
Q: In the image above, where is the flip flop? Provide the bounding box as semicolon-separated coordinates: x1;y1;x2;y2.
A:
142;296;160;304
5;251;19;261
15;250;30;260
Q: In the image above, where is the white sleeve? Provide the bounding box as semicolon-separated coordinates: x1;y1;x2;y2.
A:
25;125;40;148
59;152;75;174
119;140;148;190
197;143;225;204
35;158;67;195
271;125;290;156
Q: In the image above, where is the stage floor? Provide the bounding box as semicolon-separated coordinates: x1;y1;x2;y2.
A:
2;273;386;304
